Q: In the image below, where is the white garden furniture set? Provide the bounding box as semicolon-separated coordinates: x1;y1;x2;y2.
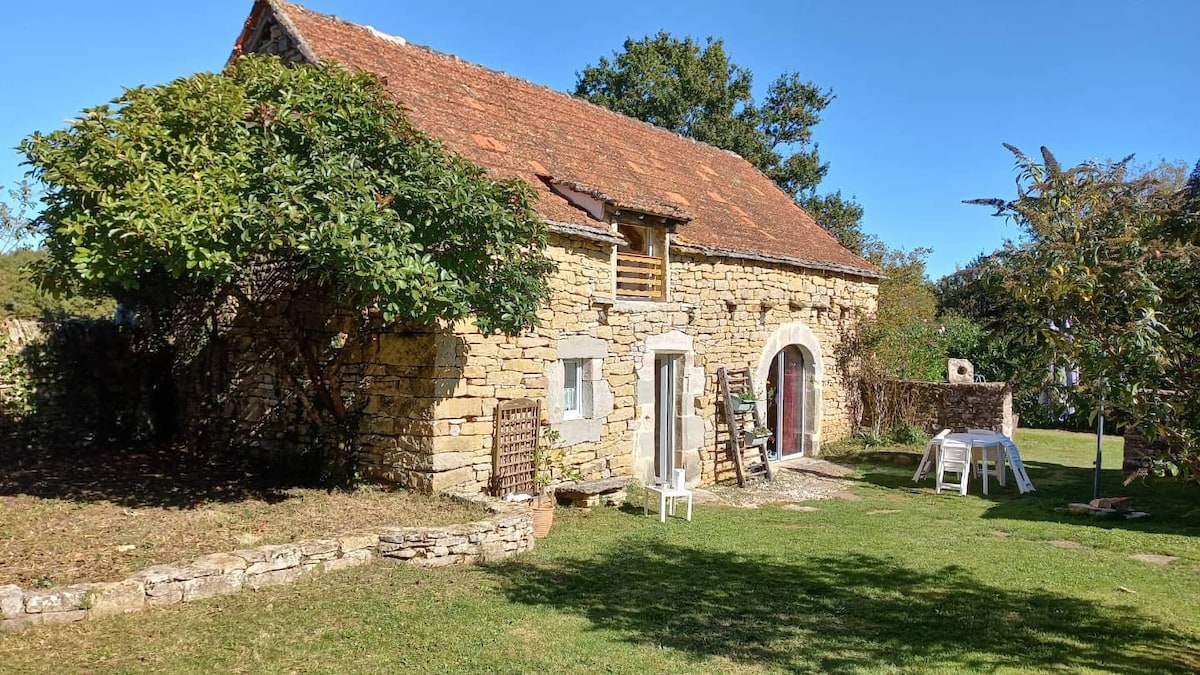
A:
913;429;1034;495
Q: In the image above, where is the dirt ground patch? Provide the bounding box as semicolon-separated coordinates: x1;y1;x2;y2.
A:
709;457;858;507
0;444;485;587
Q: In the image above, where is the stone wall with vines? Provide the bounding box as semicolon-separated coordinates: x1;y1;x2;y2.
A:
0;318;153;454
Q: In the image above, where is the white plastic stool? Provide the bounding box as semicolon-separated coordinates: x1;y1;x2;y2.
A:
643;469;693;522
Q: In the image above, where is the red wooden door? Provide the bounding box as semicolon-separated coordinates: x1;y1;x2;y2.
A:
769;347;806;457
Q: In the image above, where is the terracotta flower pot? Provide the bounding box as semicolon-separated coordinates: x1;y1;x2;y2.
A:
531;500;555;538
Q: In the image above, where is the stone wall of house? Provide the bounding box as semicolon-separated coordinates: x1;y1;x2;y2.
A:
175;272;454;479
0;495;533;632
867;381;1016;437
182;231;878;492
379;234;880;493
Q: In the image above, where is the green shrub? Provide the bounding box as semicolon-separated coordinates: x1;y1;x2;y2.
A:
887;423;929;447
854;429;887;447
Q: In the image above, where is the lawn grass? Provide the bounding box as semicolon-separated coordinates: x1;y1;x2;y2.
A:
2;429;1198;673
0;445;485;586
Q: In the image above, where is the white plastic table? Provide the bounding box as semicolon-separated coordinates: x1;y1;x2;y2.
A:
643;483;693;522
914;430;1035;494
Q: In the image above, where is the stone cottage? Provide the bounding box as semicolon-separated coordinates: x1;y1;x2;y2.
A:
214;0;882;492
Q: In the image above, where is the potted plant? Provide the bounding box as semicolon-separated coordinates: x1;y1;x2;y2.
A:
730;388;757;413
743;425;772;447
530;427;580;538
530;450;557;538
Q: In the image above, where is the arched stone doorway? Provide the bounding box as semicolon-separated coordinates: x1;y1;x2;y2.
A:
766;345;807;458
756;323;823;457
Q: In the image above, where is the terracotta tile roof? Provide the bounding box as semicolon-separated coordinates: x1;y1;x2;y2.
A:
247;1;881;277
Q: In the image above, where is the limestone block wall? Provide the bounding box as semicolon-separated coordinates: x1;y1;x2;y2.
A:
178;290;450;483
181;230;878;493
0;496;533;632
668;251;877;483
1123;427;1167;474
405;235;879;493
404;234;618;492
867;381;1016;437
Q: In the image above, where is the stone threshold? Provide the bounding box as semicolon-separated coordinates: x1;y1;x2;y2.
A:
0;493;534;632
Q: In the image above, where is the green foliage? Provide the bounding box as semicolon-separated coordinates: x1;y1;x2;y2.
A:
867;244;938;329
535;426;580;498
964;147;1171;411
968;145;1200;482
854;245;972;382
853;429;887;448
18;55;556;484
886;422;928;447
575;32;867;253
0;334;35;421
801;190;867;255
22;55;553;336
0;249;114;319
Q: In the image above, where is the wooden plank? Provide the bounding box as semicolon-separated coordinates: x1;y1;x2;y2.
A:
619;284;657;295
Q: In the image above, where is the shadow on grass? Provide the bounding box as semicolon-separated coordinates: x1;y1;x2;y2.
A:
850;453;1200;537
488;542;1197;672
0;441;311;509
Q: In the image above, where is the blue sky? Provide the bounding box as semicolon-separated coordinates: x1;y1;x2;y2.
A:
1;0;1196;279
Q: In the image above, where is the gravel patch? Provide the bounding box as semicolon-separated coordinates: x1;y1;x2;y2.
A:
710;458;858;508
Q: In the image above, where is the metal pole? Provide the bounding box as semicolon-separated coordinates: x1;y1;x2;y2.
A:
1093;396;1104;501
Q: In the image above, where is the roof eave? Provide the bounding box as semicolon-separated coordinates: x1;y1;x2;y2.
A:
671;241;885;281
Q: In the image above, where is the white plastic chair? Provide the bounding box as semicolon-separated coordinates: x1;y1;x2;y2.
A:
913;429;950;482
935;438;971;495
997;434;1035;493
643;469;693;522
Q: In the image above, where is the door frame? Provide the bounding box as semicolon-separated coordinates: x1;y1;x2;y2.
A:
654;353;681;482
768;345;807;458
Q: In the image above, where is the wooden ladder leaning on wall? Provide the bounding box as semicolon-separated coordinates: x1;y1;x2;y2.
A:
717;366;773;487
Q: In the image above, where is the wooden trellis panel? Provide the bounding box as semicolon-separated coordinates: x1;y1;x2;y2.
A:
491;398;541;497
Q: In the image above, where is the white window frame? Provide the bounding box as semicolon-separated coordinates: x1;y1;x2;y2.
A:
547;337;613;447
563;358;584;420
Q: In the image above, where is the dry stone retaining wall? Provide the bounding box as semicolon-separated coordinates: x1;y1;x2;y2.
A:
868;380;1016;437
0;495;533;632
1123;427;1167;474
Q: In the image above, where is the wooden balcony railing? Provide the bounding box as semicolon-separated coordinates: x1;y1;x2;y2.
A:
616;252;665;301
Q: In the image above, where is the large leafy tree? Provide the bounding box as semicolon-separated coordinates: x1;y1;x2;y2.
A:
575;32;867;253
20;55;554;482
968;146;1200;483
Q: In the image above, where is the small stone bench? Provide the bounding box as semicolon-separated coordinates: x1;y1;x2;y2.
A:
554;478;633;508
